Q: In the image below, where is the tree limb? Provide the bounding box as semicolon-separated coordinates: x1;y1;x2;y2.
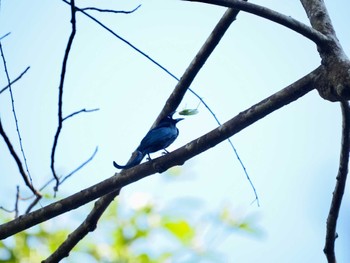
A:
299;0;350;102
43;7;246;261
323;101;350;263
0;66;319;240
50;0;77;191
183;0;329;46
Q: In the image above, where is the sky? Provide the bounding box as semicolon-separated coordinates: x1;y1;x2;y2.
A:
0;0;350;262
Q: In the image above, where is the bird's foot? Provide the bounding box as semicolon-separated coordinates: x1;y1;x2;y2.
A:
162;149;170;155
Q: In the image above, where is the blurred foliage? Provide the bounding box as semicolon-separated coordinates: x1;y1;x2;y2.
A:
0;197;259;262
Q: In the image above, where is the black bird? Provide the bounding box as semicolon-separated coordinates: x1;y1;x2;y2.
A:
113;112;184;169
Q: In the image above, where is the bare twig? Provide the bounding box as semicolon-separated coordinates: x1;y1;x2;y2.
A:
0;66;30;94
62;108;99;121
60;146;98;185
0;32;10;41
14;186;20;218
323;101;350;263
184;0;329;46
51;0;77;192
0;207;14;213
0;42;36;192
0;66;319;240
80;4;141;14
25;195;42;215
24;147;98;214
0;114;40;197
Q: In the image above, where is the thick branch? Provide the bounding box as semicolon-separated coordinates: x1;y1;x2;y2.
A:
323;101;350;263
184;0;329;46
300;0;350;101
0;66;319;240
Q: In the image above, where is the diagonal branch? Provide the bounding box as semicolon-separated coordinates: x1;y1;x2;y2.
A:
43;8;246;261
50;0;77;191
0;66;30;94
62;0;255;202
0;42;37;197
0;119;41;196
323;101;350;263
24;147;98;214
184;0;329;46
0;66;320;240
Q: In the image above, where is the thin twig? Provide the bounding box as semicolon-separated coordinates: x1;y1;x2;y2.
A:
51;0;77;192
184;0;329;46
80;4;141;14
0;66;30;94
62;108;99;121
14;186;20;218
25;195;42;215
0;42;35;191
0;32;10;41
0;58;320;243
0;109;40;197
24;147;98;213
323;101;350;263
60;146;98;185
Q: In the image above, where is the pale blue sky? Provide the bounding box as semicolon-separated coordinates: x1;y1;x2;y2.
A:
0;0;349;262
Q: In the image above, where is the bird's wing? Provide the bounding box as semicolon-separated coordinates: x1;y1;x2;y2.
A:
137;126;178;153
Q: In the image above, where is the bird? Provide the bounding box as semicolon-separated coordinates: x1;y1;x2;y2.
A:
113;112;184;169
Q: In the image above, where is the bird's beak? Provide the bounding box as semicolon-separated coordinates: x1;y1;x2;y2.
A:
175;118;184;123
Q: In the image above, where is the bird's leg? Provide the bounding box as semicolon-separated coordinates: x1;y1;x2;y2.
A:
146;153;152;161
162;149;170;155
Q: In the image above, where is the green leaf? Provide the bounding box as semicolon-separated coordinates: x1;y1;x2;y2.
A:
178;109;199;116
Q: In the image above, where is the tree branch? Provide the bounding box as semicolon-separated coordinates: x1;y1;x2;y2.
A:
43;8;246;261
0;66;30;94
0;42;38;196
50;0;77;191
184;0;329;46
80;4;141;14
299;0;350;102
63;0;255;201
62;108;99;122
24;147;98;214
0;66;319;240
323;101;350;263
0;117;41;197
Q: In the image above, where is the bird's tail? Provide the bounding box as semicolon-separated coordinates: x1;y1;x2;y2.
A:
113;151;144;169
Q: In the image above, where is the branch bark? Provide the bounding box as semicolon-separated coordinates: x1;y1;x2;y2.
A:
300;0;350;101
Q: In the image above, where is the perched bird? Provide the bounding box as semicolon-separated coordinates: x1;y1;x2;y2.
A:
113;112;184;169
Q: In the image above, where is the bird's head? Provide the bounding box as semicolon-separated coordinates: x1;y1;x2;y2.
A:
161;111;184;125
